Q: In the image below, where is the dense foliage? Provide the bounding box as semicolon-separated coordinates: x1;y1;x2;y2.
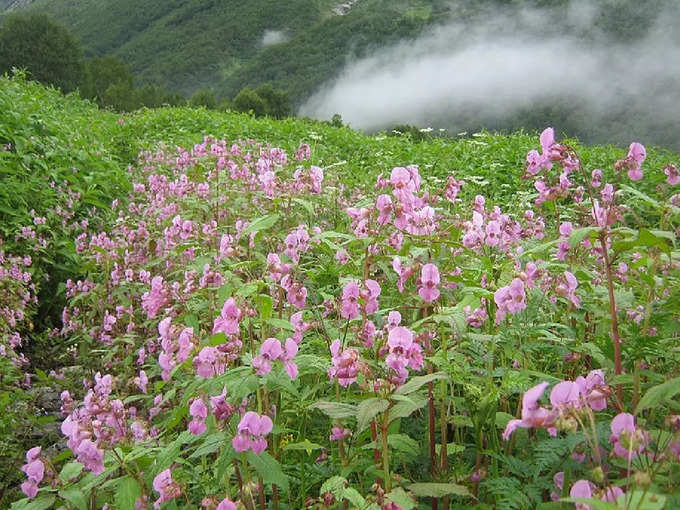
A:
0;12;84;92
2;76;680;510
4;0;679;147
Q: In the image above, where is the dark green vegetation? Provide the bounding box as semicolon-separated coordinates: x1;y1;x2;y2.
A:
0;12;83;92
2;0;680;147
2;74;680;509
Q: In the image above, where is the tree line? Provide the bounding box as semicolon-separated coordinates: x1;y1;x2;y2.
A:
0;12;292;117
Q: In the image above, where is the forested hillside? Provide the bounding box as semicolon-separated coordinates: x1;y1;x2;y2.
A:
2;0;679;145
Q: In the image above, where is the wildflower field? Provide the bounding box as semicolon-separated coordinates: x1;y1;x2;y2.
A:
1;76;679;510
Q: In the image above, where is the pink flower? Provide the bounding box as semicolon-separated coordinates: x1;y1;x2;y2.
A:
153;469;181;509
280;338;299;379
556;271;580;307
602;487;625;503
526;127;554;174
341;281;360;319
575;369;608;411
376;194;393;225
386;326;423;384
141;276;168;319
626;142;646;181
252;338;298;379
216;499;237;510
328;339;360;387
494;278;526;323
232;412;273;454
550;381;581;409
193;346;227;378
20;447;44;499
252;338;283;375
74;439;104;475
212;298;242;335
503;382;557;440
362;279;381;314
134;370;148;394
664;164;679;186
418;263;440;302
610;413;648;459
329;426;351;441
559;222;573;237
188;398;208;435
569;480;595;510
210;388;235;421
392;256;414;292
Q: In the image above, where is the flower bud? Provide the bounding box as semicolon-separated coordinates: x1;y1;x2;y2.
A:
633;471;652;488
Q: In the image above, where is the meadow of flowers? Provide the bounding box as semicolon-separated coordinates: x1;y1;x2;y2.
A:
2;77;680;510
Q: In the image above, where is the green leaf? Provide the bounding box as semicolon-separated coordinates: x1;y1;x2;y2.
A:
342;487;370;508
209;332;227;346
293;198;315;216
235;282;259;298
621;490;666;510
620;185;661;208
385;487;416;510
59;488;88;510
266;318;295;332
59;462;83;482
613;228;671;255
241;214;279;236
189;432;226;458
11;495;56;510
387;434;420;457
636;376;680;413
246;451;289;490
257;294;273;321
395;372;449;395
357;398;389;433
560;498;617;510
115;476;141;510
283;439;323;454
569;227;599;248
389;393;427;421
310;401;357;419
320;475;347;494
407;483;471;498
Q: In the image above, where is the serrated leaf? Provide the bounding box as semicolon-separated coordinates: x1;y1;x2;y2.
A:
209;332;227;346
320;475;347;494
407;482;470;498
189;432;226;459
636;376;680;413
389;393;427;421
621;490;666;510
395;372;449;395
613;228;671;255
560;498;618;510
115;476;141;510
11;495;56;510
283;439;323;454
569;227;599;248
385;487;416;510
241;214;279;236
387;434;420;457
357;398;389;433
257;294;273;321
59;489;87;510
310;401;357;419
246;451;289;490
59;462;83;482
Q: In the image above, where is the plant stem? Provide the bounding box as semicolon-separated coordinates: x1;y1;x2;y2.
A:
600;233;623;405
381;407;391;492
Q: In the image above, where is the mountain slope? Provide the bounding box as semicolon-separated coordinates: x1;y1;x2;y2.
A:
10;0;445;100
